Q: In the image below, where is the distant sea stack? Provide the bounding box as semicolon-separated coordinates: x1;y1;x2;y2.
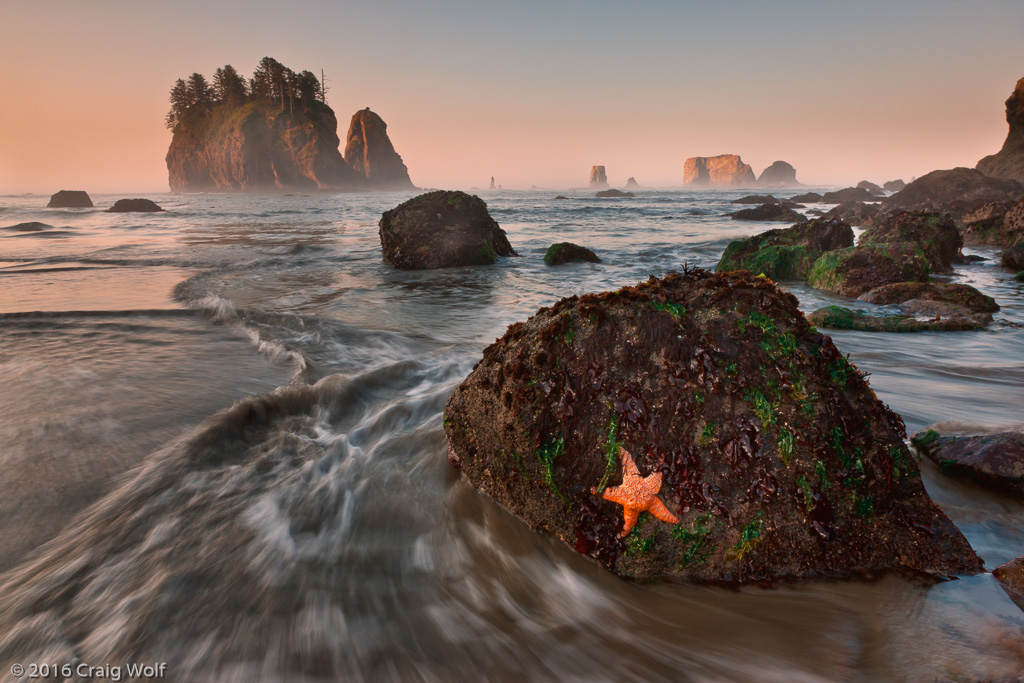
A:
343;108;415;190
977;76;1024;185
683;155;756;187
47;190;93;208
757;161;800;188
164;58;413;192
589;166;609;189
625;177;640;189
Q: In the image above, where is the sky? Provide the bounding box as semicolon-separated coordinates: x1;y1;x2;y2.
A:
2;0;1024;193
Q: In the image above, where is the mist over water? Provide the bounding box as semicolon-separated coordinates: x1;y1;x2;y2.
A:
0;190;1022;681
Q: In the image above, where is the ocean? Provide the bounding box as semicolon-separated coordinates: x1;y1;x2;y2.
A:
0;189;1022;681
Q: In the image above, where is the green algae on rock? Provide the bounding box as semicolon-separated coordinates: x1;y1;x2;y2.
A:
807;243;931;298
807;305;989;333
544;242;601;266
443;269;981;582
378;190;517;269
717;218;853;281
730;203;805;223
859;211;963;274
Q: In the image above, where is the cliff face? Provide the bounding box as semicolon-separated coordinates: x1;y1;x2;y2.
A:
977;77;1024;185
683;155;756;187
167;101;367;192
343;108;415;190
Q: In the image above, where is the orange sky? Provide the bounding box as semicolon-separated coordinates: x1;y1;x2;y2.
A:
2;1;1023;194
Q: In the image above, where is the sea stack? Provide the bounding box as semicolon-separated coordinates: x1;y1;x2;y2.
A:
757;161;800;188
977;76;1024;185
683;155;756;187
589;166;609;189
344;108;415;190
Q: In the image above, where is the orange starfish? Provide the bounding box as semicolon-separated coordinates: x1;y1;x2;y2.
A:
592;446;679;537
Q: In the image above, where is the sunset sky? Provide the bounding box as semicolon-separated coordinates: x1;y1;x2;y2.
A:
2;0;1024;193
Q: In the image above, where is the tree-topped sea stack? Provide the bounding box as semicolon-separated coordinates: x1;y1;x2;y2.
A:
379;191;517;269
443;269;981;582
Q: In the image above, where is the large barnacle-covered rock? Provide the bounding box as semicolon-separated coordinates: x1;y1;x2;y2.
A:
443;269;981;582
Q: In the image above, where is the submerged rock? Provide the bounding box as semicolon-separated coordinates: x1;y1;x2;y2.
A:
912;431;1024;499
108;198;164;213
822;187;883;204
881;168;1022;218
976;76;1024;185
858;282;998;318
717;219;853;281
730;203;804;222
757;161;800;188
544;242;600;266
378;190;517;269
443;269;981;582
807;306;990;333
3;222;52;232
47;190;92;208
596;189;634;198
859;211;962;274
807;244;931;298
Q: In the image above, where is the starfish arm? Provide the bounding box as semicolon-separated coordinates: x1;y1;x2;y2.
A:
620;446;641;479
620;507;640;537
601;486;629;506
646;496;679;525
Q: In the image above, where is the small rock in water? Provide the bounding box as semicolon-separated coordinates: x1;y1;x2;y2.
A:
911;430;1024;499
47;190;92;208
109;198;164;213
544;242;600;266
443;269;981;582
993;555;1024;610
730;203;804;222
595;189;634;198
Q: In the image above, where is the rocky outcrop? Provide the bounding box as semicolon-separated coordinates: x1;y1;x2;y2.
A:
883;179;906;192
343;108;415;190
757;161;799;188
730;203;804;222
717;218;853;281
596;189;634;198
167;101;365;192
544;242;600;265
859;211;962;274
822;187;883;204
958;200;1017;245
822;201;880;227
732;195;778;205
625;177;640;189
1003;242;1024;269
378;191;517;269
858;282;998;317
683;155;756;187
998;197;1024;248
912;431;1024;499
47;190;92;208
993;555;1024;610
807;306;990;332
443;269;981;582
108;198;163;213
977;77;1024;185
880;168;1022;218
589;166;609;189
807;244;931;298
791;192;824;203
856;181;885;196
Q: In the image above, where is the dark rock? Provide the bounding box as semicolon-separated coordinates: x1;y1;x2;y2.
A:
807;306;990;332
730;203;804;222
822;201;880;227
732;195;779;205
992;556;1024;610
780;201;805;209
3;222;52;232
717;219;853;281
808;244;931;298
554;195;568;200
857;181;885;196
1017;271;1024;282
596;189;635;198
47;190;93;208
544;242;600;265
859;211;962;274
791;192;824;203
858;282;999;316
108;198;164;213
963;255;987;263
489;176;496;190
378;190;517;269
1002;241;1024;270
976;76;1024;185
589;166;609;189
883;179;906;192
757;161;800;188
912;431;1024;499
821;187;883;204
442;269;981;582
998;197;1024;249
881;168;1023;219
167;100;365;192
958;200;1016;245
344;108;415;190
683;155;756;187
